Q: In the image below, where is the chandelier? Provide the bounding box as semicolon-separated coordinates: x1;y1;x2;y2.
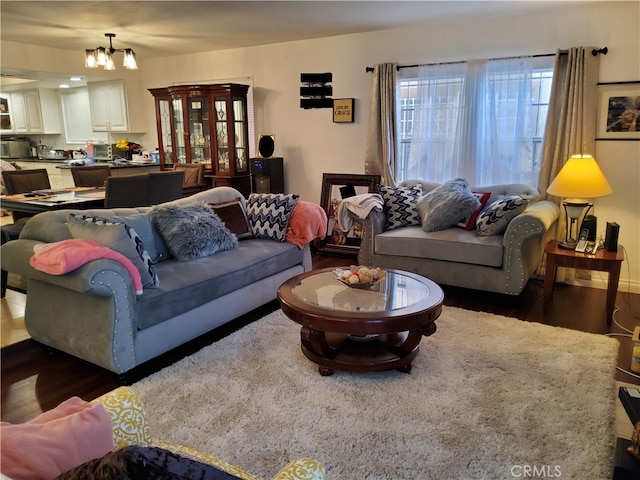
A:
85;33;137;70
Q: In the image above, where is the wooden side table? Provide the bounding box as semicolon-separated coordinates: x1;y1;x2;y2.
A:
543;240;624;325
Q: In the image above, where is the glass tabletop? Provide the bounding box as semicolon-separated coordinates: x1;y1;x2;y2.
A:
291;270;431;313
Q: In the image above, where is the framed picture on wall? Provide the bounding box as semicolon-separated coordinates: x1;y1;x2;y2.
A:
596;82;640;140
318;173;381;255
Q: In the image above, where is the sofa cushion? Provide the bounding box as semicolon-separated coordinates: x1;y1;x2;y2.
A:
416;178;481;232
476;196;529;236
246;193;299;241
1;397;114;480
379;184;422;231
149;202;238;261
209;198;253;240
375;226;504;267
458;191;492;231
135;239;304;329
67;214;159;288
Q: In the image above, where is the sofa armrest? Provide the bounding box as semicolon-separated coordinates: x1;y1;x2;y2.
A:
1;239;139;297
504;200;560;247
358;209;386;266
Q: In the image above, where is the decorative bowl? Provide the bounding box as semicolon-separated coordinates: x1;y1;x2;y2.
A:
333;266;387;289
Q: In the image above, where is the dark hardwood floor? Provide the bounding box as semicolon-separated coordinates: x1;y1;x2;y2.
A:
2;252;639;424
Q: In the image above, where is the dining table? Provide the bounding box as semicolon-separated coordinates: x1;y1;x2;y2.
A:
0;187;106;215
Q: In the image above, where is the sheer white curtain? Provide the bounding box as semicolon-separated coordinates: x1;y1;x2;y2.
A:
405;56;536;186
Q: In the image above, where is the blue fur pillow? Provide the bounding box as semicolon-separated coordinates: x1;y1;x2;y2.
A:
149;202;238;261
416;178;481;232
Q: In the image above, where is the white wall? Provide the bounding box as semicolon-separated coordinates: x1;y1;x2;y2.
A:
2;1;638;291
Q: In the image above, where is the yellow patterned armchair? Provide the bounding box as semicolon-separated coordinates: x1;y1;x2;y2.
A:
91;386;325;480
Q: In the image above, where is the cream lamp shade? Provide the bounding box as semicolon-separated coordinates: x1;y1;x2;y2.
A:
547;154;612;249
547;154;612;200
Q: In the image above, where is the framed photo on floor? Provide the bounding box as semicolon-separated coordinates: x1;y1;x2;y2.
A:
318;173;381;255
596;82;640;140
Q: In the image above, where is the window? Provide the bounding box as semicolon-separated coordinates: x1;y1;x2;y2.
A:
397;57;553;186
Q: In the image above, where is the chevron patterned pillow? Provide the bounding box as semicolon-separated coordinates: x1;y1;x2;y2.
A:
379;185;422;230
476;196;529;236
247;193;299;241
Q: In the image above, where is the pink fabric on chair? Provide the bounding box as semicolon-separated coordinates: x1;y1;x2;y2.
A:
286;200;328;248
29;238;144;294
1;397;114;480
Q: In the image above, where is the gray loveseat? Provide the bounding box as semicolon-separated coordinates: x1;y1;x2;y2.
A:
1;187;311;375
358;180;560;295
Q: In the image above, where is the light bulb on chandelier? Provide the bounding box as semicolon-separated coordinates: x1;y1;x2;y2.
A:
85;33;137;70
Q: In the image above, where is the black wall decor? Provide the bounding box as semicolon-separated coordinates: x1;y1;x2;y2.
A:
300;72;333;109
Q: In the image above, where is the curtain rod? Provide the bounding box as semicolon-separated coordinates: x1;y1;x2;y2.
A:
364;47;608;72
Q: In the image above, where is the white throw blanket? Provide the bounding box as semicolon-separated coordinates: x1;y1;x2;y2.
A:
337;193;383;231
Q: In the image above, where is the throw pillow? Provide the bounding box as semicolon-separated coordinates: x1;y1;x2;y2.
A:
457;191;492;231
416;178;481;232
379;184;422;230
1;397;114;480
56;445;243;480
67;214;159;288
246;193;299;242
149;202;238;261
476;195;530;236
209;198;253;240
105;213;170;263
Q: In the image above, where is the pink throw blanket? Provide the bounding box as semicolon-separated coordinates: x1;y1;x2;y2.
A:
30;239;143;294
286;201;328;248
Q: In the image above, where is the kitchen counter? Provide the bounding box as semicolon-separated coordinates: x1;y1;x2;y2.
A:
11;159;161;189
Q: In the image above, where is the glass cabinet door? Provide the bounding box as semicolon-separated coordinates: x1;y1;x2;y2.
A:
233;96;248;173
214;96;229;173
172;98;186;163
156;98;173;165
187;96;210;164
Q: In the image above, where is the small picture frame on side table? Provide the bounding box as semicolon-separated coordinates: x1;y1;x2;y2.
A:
318;173;381;255
596;82;640;140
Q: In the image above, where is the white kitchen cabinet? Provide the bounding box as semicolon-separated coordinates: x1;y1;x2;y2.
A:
10;89;62;134
1;94;13;133
89;81;128;132
60;88;109;144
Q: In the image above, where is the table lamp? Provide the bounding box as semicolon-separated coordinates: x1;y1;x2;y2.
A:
546;154;612;249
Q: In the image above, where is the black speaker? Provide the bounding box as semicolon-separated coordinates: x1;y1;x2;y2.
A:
258;134;275;158
300;73;332;83
250;157;284;194
604;222;620;252
580;215;597;241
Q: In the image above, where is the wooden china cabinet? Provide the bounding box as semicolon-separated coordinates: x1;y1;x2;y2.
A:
148;84;251;197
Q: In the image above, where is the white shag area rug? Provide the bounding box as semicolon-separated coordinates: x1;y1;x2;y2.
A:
133;307;619;479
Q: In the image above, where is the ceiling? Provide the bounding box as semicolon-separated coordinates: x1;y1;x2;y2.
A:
1;1;591;88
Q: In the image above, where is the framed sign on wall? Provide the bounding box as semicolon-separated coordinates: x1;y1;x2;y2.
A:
333;98;354;123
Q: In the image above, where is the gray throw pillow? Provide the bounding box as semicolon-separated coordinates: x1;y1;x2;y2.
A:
149;201;238;261
417;178;481;232
476;196;529;236
106;213;170;263
67;214;159;288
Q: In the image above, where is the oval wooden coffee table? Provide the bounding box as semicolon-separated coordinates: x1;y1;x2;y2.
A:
277;267;444;376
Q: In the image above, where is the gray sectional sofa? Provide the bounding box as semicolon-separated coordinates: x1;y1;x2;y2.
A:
1;187;311;375
358;180;560;295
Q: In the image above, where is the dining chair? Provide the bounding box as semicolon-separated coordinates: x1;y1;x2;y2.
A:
104;173;151;208
70;165;112;187
1;168;51;222
173;163;207;196
148;170;185;205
